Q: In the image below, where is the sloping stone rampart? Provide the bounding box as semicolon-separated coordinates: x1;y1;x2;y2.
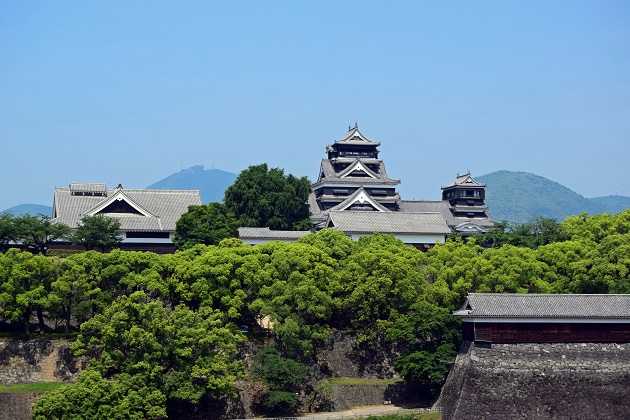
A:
439;341;630;419
315;331;397;379
0;339;82;385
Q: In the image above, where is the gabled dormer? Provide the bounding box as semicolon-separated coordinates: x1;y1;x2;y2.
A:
338;160;379;179
84;185;155;218
330;187;391;212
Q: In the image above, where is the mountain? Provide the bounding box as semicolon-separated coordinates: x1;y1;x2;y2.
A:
590;195;630;216
476;171;611;224
4;204;53;217
5;168;629;224
146;165;238;204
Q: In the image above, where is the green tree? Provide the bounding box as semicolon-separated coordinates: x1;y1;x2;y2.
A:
224;163;312;230
48;252;112;333
173;203;238;250
296;228;355;260
338;233;427;337
478;245;552;293
421;236;488;310
71;214;122;251
385;299;461;398
71;291;245;406
479;217;567;249
251;346;307;415
0;249;57;333
250;242;340;356
0;211;19;252
33;370;168;420
15;214;70;255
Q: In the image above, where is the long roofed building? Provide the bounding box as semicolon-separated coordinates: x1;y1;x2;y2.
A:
52;183;201;253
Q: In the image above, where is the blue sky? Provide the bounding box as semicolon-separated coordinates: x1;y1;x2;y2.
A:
1;1;629;211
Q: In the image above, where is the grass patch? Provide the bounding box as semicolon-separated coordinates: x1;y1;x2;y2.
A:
0;382;66;394
328;377;402;386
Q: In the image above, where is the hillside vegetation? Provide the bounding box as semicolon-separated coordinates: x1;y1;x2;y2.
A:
477;170;607;223
0;209;629;418
590;195;630;215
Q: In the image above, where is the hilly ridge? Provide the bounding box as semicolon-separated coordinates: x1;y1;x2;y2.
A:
477;171;610;223
147;165;237;204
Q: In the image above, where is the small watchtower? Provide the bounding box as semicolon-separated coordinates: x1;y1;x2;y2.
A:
441;171;488;220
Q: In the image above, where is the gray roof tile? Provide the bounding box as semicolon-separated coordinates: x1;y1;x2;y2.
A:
327;210;452;235
52;185;201;232
238;227;311;240
333;127;380;146
399;200;494;230
454;293;630;319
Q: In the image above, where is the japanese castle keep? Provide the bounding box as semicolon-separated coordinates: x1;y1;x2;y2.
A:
307;125;494;247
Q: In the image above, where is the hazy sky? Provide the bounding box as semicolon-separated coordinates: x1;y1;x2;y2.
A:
1;1;629;211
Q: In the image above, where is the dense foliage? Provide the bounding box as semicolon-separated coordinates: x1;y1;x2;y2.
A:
0;212;70;254
223;163;312;230
71;214;122;251
0;209;628;417
476;170;606;223
0;212;123;254
173;203;239;250
250;346;307;415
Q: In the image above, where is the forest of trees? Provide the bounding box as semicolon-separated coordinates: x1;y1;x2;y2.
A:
0;209;629;418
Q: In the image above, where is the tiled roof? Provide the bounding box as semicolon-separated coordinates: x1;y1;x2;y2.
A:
451;205;488;213
326;187;393;212
327;211;451;235
337;160;380;179
69;183;107;194
333;127;380;146
454;293;630;319
441;172;486;189
238;227;311;240
314;160;400;187
399;200;494;230
52;185;201;232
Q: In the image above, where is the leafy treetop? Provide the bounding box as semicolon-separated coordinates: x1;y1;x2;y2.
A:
224;164;312;231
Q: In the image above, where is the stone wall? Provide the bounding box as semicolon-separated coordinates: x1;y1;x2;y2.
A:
0;338;82;385
439;341;630;419
315;331;397;379
0;393;40;420
331;382;421;411
0;333;411;418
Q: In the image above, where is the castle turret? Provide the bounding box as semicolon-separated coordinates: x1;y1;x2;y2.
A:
311;124;400;213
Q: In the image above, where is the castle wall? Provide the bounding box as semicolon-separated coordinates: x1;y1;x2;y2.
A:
0;339;82;385
439;341;630;419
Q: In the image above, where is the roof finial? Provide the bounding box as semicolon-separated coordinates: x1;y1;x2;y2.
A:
354;121;358;129
348;125;352;131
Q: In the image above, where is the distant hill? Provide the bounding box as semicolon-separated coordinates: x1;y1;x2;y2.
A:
590;195;630;215
477;171;612;224
4;204;53;217
147;165;237;204
5;169;629;224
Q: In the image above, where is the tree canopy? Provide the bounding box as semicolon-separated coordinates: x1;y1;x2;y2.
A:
1;209;628;416
173;203;239;250
224;164;312;231
15;214;70;254
71;214;122;251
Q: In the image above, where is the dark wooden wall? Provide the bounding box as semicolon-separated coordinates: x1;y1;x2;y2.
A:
464;321;630;343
